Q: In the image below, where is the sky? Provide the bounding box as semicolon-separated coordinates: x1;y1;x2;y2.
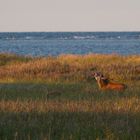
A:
0;0;140;32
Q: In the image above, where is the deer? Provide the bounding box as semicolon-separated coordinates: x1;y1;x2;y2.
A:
92;72;127;91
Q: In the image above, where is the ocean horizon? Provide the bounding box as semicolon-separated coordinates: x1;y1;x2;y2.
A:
0;32;140;56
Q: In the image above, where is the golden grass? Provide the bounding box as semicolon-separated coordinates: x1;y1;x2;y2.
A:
0;53;139;82
0;97;139;114
0;53;140;139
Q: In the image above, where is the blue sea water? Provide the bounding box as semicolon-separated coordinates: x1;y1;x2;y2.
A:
0;32;140;56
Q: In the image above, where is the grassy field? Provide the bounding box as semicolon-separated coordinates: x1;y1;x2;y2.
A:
0;53;140;140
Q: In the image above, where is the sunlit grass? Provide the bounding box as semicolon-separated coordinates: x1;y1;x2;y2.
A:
0;53;139;83
0;53;140;139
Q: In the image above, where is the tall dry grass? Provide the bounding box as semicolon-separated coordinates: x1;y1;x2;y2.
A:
0;53;139;83
0;53;140;139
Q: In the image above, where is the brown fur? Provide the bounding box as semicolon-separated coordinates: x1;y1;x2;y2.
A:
92;72;127;91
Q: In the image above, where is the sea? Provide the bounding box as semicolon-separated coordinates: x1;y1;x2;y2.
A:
0;32;140;56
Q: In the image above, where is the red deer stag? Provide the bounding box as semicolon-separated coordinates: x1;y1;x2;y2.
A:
92;72;127;91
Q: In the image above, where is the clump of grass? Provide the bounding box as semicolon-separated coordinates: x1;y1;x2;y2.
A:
0;53;32;66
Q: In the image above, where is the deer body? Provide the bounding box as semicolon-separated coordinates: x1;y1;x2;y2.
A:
93;72;126;91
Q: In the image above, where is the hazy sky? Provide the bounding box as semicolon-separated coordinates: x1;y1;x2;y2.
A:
0;0;140;32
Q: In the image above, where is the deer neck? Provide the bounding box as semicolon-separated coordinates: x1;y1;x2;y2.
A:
97;79;108;89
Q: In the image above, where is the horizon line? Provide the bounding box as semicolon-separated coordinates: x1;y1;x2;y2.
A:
0;31;140;33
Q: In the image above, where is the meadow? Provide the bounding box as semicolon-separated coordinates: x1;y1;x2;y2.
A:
0;53;140;140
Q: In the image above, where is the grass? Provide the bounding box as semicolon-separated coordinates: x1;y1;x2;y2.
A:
0;53;140;140
0;53;139;83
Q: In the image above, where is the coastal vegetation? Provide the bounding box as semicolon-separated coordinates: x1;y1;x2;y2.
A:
0;53;140;140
